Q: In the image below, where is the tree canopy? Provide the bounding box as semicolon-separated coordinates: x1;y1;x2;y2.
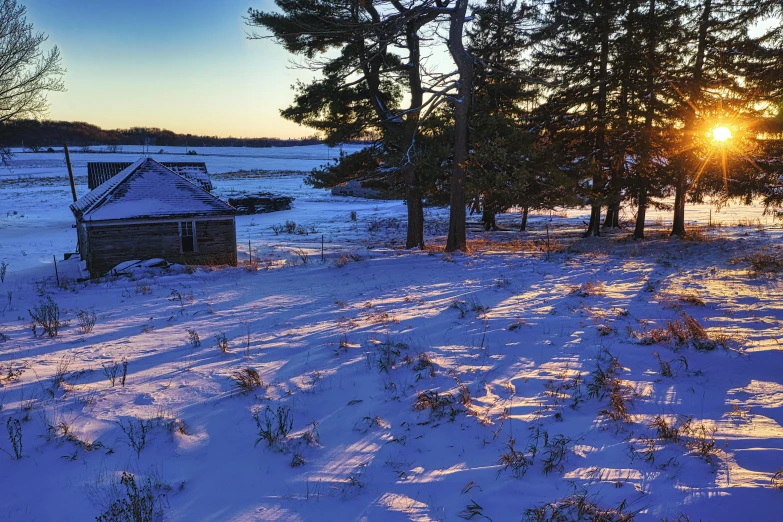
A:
249;0;783;244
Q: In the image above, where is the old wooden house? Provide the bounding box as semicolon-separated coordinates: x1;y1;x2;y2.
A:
70;158;237;276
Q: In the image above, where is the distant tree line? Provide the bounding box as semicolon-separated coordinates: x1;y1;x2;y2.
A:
0;119;326;150
249;0;783;250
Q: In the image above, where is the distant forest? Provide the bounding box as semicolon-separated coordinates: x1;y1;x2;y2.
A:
0;120;325;149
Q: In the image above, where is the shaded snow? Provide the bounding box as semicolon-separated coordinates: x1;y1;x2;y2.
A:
1;145;782;521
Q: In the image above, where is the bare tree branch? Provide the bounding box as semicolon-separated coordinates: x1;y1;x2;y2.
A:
0;0;64;127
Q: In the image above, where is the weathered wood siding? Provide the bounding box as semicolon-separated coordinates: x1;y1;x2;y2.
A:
83;218;237;275
194;219;237;266
77;223;89;259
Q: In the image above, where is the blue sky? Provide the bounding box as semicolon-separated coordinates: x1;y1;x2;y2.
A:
24;2;778;139
25;0;313;138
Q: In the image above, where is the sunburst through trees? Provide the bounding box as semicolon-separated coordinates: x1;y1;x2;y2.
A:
250;0;783;244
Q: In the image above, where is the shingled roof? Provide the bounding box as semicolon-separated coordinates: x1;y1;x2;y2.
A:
71;158;234;221
87;161;212;191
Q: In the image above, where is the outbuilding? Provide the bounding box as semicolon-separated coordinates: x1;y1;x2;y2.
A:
70;158;237;276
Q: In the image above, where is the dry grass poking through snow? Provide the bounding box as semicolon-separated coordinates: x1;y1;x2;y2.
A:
1;230;783;520
730;247;783;275
569;280;606;297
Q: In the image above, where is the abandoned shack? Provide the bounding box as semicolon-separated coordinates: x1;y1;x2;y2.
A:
70;158;237;276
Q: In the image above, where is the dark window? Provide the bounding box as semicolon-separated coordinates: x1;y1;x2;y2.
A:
180;221;195;252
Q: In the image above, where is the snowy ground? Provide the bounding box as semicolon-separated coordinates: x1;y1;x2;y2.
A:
1;146;782;521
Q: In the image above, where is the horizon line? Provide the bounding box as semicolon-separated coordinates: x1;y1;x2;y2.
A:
6;117;327;143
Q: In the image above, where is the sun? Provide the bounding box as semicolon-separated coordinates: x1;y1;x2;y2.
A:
712;126;732;143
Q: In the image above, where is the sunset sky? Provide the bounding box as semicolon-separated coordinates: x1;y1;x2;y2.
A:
23;2;776;140
25;0;313;139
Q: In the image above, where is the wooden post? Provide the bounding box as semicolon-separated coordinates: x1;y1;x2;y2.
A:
53;255;60;286
248;240;252;265
321;235;324;262
64;144;77;202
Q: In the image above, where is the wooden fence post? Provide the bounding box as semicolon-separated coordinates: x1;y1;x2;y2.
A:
53;255;60;286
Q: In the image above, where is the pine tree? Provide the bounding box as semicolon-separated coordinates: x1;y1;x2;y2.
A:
467;0;534;230
532;0;626;237
667;0;779;237
608;0;685;239
465;0;579;231
250;0;486;252
248;0;438;249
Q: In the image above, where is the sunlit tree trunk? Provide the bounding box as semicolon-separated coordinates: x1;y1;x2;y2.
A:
672;0;711;238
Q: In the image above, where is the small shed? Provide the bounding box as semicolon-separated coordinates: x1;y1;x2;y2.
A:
70;158;237;276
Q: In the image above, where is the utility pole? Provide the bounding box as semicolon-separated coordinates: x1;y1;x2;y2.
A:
64;144;77;202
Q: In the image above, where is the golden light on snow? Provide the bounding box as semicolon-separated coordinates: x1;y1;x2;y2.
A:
712;126;732;142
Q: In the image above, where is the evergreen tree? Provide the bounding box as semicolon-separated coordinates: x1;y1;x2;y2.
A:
667;0;779;237
715;6;783;212
607;0;685;239
250;0;484;252
532;0;625;237
466;0;535;230
251;0;783;248
248;0;438;249
465;0;578;231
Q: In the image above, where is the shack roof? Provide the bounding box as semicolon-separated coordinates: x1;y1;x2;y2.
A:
87;161;212;191
70;158;234;222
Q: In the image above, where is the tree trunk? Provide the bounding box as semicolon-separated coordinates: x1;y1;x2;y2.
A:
482;209;497;231
611;203;620;227
672;0;711;238
584;0;610;239
636;0;656;241
603;202;620;228
520;206;529;231
603;206;614;229
445;0;474;253
402;19;427;250
671;178;687;237
633;187;647;239
406;184;424;249
585;205;602;237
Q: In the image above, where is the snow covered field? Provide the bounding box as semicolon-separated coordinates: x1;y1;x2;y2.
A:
1;146;782;521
